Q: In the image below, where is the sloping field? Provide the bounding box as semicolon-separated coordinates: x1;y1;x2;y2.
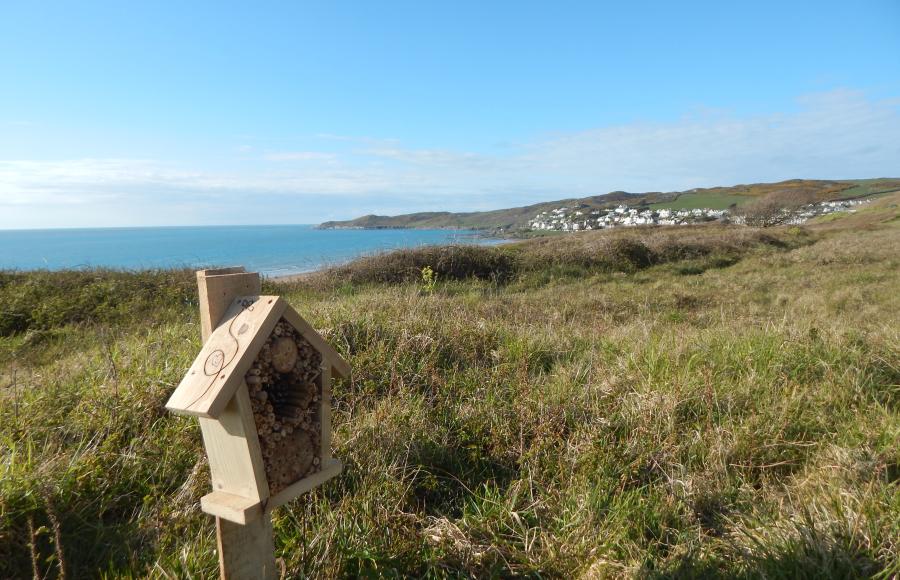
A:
648;178;900;211
646;191;755;210
1;193;898;577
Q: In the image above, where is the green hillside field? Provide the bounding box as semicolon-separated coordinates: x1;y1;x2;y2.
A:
647;192;755;210
648;178;900;211
1;193;899;577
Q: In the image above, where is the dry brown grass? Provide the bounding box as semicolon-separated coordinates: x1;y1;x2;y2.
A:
1;198;898;577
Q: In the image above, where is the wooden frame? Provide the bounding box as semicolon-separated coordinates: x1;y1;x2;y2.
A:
170;295;348;522
168;268;349;579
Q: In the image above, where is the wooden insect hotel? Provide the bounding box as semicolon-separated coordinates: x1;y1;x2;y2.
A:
167;267;349;578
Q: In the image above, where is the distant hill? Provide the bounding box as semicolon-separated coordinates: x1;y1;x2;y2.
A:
318;178;900;232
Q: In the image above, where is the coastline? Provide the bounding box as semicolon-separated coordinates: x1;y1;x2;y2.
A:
271;270;317;283
0;225;500;277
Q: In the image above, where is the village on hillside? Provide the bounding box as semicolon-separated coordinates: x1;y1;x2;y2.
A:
527;199;869;231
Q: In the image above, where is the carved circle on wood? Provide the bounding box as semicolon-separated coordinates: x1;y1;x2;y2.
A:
271;336;298;373
204;349;226;376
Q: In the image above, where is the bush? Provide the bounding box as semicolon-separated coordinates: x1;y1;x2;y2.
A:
606;238;654;269
307;226;809;289
0;269;197;336
316;245;517;285
737;189;819;227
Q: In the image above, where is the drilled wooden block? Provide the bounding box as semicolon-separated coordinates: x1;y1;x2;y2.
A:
246;318;324;495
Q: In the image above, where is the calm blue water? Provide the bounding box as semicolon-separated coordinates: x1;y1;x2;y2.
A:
0;225;493;277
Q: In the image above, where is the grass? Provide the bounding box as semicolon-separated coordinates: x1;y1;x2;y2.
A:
648;192;754;210
306;226;802;288
1;193;899;578
831;178;900;200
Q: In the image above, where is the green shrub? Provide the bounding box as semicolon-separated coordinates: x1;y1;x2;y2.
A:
0;269;197;336
317;245;517;285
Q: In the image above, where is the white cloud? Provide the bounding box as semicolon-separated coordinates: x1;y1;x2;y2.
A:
0;158;391;205
0;159;168;205
513;88;900;193
263;151;339;162
1;89;898;228
363;147;503;171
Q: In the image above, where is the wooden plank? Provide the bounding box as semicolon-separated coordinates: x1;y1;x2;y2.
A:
201;491;262;525
281;305;352;379
266;459;342;511
167;296;285;418
198;390;266;503
320;362;333;462
202;267;248;276
234;382;270;501
217;517;278;580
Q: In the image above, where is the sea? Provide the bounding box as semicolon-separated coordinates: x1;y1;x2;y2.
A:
0;225;496;277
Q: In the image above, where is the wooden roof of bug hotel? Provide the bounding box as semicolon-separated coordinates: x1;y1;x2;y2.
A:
166;295;350;419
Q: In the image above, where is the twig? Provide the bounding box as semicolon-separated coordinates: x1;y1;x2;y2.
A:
27;514;41;580
729;460;796;469
151;562;175;579
101;328;119;420
44;493;67;580
12;369;19;430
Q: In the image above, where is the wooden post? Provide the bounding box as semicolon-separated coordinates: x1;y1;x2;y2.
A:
196;267;278;580
197;267;262;343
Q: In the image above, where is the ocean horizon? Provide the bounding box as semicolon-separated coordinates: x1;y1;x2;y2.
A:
0;224;495;277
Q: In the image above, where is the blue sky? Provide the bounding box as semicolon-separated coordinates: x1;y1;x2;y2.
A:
1;0;899;228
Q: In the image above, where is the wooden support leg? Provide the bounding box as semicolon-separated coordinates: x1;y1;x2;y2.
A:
196;269;278;579
216;515;278;580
